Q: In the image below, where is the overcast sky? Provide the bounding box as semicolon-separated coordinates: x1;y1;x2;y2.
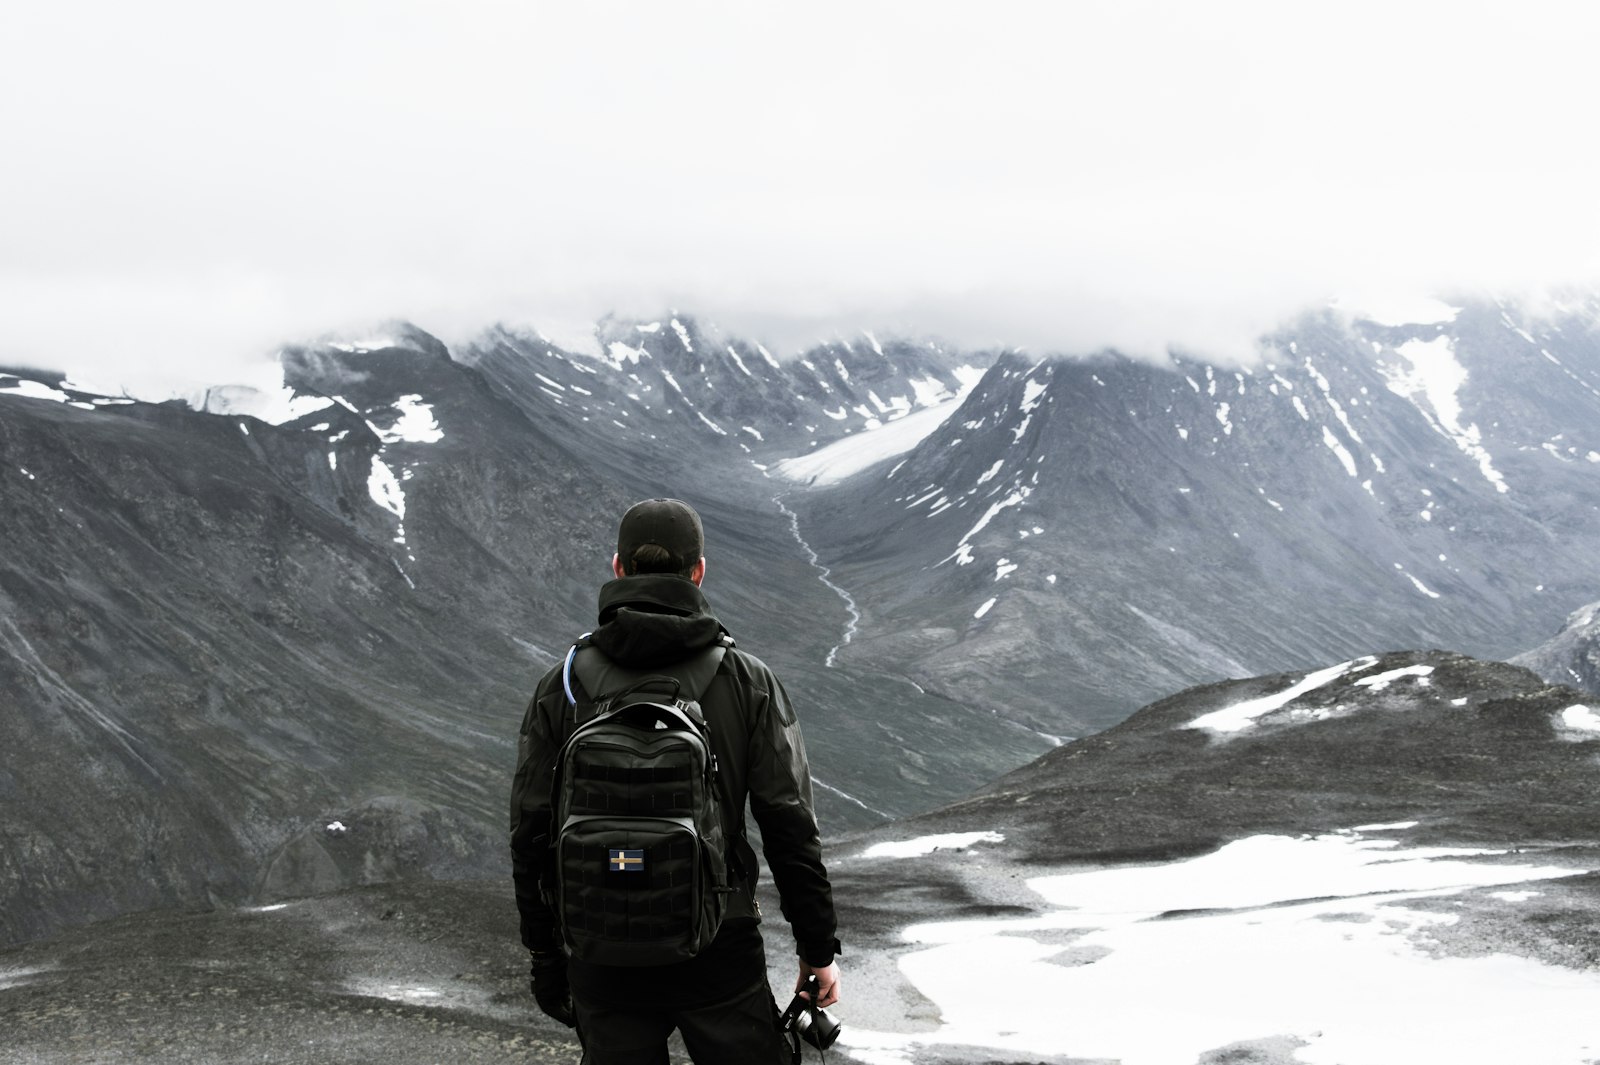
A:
4;1;1600;397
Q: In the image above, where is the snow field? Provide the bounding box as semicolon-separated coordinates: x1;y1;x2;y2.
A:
845;829;1596;1065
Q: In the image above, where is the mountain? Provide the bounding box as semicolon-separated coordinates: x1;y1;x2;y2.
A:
1512;598;1600;695
0;333;1035;948
799;299;1600;736
5;293;1600;951
825;649;1600;1064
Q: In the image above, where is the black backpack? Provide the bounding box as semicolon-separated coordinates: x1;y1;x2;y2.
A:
546;636;736;966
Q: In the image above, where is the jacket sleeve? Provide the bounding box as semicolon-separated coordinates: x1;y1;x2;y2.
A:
743;665;841;967
509;667;564;953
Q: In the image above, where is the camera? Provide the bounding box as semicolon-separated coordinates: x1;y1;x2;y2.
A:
778;975;841;1051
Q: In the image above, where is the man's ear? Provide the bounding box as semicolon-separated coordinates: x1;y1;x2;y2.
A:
612;553;627;579
689;557;706;586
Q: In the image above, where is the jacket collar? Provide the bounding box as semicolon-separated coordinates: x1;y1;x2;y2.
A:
590;575;727;669
596;573;711;622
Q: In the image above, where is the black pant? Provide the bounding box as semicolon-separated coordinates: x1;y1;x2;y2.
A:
573;975;789;1065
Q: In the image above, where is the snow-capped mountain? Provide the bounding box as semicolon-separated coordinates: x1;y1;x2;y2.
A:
0;327;1031;947
5;294;1600;951
800;299;1600;736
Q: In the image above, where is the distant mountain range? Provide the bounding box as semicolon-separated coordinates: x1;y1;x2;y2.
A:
4;294;1600;947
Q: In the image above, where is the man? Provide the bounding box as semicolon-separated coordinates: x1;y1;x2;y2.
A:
510;498;841;1064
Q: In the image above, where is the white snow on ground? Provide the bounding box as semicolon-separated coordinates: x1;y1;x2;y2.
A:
1214;401;1232;434
374;395;444;443
1384;337;1509;494
1558;704;1600;733
1354;664;1434;690
774;382;979;485
606;340;648;366
195;383;336;425
907;375;953;407
671;318;693;352
696;412;728;436
1186;657;1379;733
973;597;997;619
1321;425;1358;477
1404;572;1442;599
845;829;1594;1065
367;456;405;520
861;832;1004;859
942;489;1031;564
993;558;1017;581
1;376;72;403
1020;378;1047;410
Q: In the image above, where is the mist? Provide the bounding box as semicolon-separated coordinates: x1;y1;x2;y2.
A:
5;2;1600;397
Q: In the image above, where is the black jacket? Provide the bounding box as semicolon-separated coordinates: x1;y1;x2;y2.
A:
509;574;840;976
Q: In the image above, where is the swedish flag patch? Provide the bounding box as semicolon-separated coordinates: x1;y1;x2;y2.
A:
609;848;644;873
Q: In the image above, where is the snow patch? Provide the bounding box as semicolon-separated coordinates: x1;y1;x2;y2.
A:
671;318;693;352
1321;426;1358;477
862;832;1004;859
1354;665;1434;691
974;597;997;619
367;457;406;519
1187;658;1379;733
375;395;444;444
848;830;1590;1065
1;377;72;404
775;384;977;486
1384;338;1508;494
1559;704;1600;733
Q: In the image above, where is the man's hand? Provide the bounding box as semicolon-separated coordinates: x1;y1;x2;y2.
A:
529;950;576;1028
797;960;841;1009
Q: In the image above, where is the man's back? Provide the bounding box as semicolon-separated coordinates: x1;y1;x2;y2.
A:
509;499;839;1064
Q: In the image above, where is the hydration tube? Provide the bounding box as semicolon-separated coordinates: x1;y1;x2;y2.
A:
562;633;592;705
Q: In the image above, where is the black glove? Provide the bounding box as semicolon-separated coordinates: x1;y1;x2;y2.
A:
529;950;576;1028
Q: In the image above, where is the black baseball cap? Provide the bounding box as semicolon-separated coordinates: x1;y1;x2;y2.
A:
616;498;705;566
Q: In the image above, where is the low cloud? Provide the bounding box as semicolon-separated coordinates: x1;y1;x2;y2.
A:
4;3;1599;396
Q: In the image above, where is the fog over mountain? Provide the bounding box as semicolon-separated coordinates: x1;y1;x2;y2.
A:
4;293;1600;1063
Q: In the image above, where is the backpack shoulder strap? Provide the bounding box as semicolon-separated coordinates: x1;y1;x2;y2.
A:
569;636;731;710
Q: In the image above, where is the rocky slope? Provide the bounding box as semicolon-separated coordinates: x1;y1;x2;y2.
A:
1512;598;1600;694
